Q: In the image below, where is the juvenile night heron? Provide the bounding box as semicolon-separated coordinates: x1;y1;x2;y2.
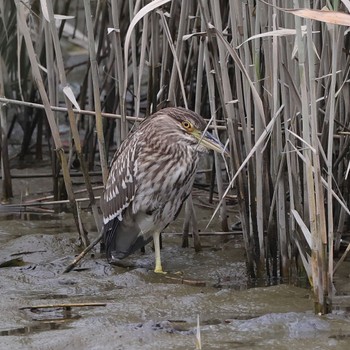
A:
101;107;227;273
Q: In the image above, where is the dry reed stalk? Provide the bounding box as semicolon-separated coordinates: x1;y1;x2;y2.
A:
325;22;339;309
226;116;255;277
294;2;324;312
167;0;189;107
44;0;102;238
20;302;107;310
208;0;234;233
227;1;255;277
197;1;229;234
0;58;13;201
182;194;201;251
135;12;148;118
253;1;268;277
43;15;59;201
63;229;104;273
291;0;338;313
4;196;101;207
128;0;139;115
159;8;188;107
83;0;108;185
0;96;235;131
150;10;161;114
111;0;127;140
14;0;87;243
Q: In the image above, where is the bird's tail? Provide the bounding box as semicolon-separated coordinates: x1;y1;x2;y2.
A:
102;217;152;262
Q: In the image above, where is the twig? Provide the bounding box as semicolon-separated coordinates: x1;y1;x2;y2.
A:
63;231;103;273
168;231;241;236
0;204;54;213
19;302;106;310
333;241;350;274
0;97;228;130
165;275;206;287
2;196;101;208
0;171;103;179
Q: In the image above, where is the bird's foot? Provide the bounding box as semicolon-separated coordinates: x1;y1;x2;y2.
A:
154;266;167;274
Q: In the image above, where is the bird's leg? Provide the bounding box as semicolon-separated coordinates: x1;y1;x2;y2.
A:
153;231;166;274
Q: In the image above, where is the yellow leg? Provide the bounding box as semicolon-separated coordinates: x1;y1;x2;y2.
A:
153;232;166;274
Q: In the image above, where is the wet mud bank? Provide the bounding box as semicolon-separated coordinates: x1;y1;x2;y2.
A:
1;212;350;349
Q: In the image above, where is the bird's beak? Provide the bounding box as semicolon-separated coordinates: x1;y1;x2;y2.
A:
192;129;230;157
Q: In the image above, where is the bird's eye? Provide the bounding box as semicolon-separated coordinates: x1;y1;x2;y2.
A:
182;121;194;132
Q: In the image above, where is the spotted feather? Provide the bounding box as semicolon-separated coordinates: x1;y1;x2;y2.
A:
101;136;138;225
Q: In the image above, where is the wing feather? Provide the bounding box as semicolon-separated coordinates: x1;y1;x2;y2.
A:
101;139;138;225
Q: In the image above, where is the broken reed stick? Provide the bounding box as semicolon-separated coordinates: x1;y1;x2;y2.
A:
63;231;103;273
0;97;228;130
0;168;221;180
2;196;101;208
169;231;241;235
0;204;54;213
165;275;206;287
23;186;103;203
20;302;106;311
0;172;103;179
333;241;350;274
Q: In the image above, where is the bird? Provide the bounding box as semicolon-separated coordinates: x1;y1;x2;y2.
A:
100;107;228;273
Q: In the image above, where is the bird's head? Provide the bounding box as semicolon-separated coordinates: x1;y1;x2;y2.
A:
159;107;229;157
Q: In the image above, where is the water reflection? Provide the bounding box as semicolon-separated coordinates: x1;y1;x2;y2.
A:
0;317;79;336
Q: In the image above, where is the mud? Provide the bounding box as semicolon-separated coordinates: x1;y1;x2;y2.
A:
0;209;350;350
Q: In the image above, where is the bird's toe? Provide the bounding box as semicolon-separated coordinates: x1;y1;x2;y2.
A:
154;266;167;274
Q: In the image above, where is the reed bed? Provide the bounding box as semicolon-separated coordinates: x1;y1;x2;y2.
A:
1;0;350;313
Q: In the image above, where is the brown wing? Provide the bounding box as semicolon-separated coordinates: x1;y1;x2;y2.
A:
100;138;138;225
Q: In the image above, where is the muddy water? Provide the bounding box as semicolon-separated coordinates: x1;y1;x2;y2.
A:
1;212;350;350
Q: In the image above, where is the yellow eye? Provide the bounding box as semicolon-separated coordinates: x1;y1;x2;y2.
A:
182;121;194;132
